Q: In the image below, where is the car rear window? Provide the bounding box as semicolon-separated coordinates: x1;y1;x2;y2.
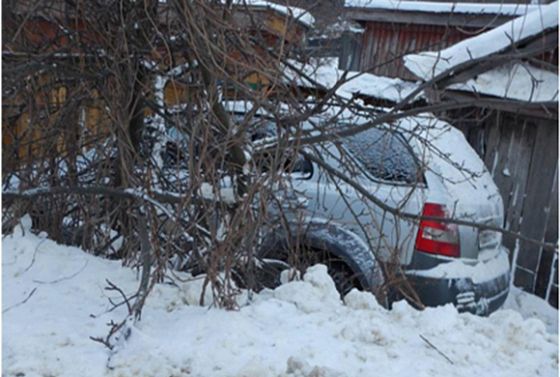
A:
343;128;420;184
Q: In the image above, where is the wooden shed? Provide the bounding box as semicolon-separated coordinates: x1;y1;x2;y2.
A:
2;1;314;164
457;106;558;307
343;1;540;79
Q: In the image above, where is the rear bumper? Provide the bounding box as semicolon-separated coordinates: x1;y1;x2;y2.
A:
404;247;511;315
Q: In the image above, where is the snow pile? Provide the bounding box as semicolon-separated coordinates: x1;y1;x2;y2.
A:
346;0;539;16
504;286;559;335
3;227;558;377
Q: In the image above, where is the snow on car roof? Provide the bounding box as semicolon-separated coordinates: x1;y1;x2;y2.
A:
396;114;501;214
345;0;540;16
403;1;558;102
230;0;315;27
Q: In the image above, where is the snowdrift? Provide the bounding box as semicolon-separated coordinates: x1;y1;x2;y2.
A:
3;222;558;377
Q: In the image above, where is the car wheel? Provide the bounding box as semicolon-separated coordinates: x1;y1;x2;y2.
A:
255;245;360;298
325;260;359;297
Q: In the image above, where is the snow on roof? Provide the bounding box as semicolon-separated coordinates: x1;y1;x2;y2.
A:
346;0;540;16
449;62;559;103
231;0;315;27
403;1;558;102
287;58;343;90
286;58;422;103
339;73;420;103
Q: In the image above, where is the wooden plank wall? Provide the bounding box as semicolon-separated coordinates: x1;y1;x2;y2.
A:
465;110;558;307
357;22;479;80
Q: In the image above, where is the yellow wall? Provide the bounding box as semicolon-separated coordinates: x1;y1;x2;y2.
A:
3;76;111;163
164;79;192;106
3;62;284;162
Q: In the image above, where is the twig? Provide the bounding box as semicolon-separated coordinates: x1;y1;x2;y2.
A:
419;334;454;365
89;279;135;351
33;260;89;284
105;279;133;315
23;238;47;273
89;293;139;318
3;288;38;314
90;318;127;351
132;214;152;320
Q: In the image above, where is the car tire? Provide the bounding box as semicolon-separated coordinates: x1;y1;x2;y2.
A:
254;245;360;297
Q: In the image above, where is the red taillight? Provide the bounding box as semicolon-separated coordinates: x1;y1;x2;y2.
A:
415;203;460;258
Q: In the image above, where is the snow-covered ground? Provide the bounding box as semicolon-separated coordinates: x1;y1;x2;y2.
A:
3;221;558;377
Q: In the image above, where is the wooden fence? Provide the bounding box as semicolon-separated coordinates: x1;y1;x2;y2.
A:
456;109;558;307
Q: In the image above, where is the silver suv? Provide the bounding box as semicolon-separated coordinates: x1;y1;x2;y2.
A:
254;110;510;316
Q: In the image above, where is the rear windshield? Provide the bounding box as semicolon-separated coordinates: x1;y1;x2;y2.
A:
343;128;420;184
